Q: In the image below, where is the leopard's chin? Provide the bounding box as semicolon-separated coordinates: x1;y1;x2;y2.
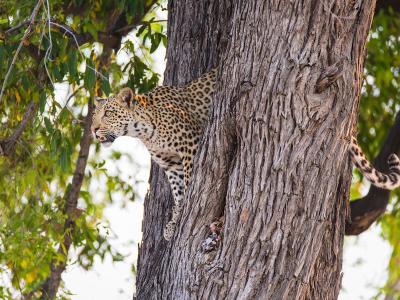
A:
101;141;113;148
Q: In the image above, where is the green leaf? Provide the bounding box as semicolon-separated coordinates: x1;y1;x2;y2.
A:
150;34;160;53
136;24;147;37
21;75;30;90
67;51;78;81
84;59;96;91
59;108;70;123
0;45;4;65
59;148;68;171
39;92;46;114
52;63;64;81
44;117;53;134
50;129;62;156
162;34;167;47
101;75;111;96
80;190;91;202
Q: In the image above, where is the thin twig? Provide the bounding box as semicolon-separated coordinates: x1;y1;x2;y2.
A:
54;87;84;123
0;0;44;105
114;19;167;33
42;0;55;88
4;20;30;35
49;21;108;81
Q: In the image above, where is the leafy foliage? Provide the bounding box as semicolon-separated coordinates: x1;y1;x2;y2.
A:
0;0;166;298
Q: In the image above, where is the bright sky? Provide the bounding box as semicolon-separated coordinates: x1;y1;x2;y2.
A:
61;7;392;299
63;137;150;300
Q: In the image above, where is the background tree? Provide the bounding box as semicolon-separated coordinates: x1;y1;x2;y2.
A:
137;1;400;299
0;0;166;298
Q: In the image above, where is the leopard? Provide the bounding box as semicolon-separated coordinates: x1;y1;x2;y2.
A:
92;69;217;240
91;67;400;241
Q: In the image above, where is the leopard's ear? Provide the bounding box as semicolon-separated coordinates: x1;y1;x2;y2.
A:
117;87;135;108
95;97;107;107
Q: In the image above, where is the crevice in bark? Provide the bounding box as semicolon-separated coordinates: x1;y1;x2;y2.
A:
209;116;239;222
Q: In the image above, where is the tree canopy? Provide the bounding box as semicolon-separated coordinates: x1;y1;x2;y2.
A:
0;1;399;298
0;0;166;298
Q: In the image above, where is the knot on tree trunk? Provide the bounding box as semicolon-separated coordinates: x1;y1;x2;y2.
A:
314;60;344;94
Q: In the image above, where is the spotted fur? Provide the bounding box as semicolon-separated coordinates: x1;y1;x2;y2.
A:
91;69;217;240
350;137;400;189
91;68;400;241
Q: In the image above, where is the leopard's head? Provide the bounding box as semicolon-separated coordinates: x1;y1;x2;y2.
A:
91;88;135;147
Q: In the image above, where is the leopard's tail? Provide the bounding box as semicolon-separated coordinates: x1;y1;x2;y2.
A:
350;137;400;190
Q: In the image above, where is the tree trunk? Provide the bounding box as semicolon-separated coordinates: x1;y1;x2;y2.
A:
136;1;377;299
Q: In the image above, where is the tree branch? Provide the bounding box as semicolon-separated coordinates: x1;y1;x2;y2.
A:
0;0;43;105
3;20;30;35
0;101;37;156
385;279;400;300
376;0;400;13
0;46;48;158
36;45;113;299
114;19;167;34
37;102;94;300
345;111;400;235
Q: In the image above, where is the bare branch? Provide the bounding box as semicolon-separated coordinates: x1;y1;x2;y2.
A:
114;19;167;34
42;0;55;88
385;279;400;300
0;44;48;158
3;20;30;35
0;0;43;105
0;101;37;157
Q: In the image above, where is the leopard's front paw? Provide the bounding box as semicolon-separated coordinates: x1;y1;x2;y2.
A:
163;221;176;241
201;218;224;252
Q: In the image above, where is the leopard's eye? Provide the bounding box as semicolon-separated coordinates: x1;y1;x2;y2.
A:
104;110;113;117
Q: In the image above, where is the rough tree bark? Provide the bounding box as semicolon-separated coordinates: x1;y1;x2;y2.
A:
137;1;378;299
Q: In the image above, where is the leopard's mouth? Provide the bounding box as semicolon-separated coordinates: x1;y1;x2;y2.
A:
106;133;117;142
99;133;117;147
